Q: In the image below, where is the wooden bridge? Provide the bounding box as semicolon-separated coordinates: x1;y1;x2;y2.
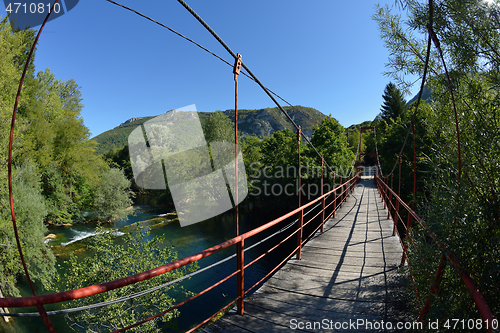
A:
4;2;495;329
204;172;408;332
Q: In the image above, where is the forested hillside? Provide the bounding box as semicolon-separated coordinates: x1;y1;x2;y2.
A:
92;106;326;154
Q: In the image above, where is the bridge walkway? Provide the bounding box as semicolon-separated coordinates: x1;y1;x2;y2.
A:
203;176;408;332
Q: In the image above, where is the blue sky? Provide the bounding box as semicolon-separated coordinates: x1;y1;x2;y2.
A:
5;0;419;137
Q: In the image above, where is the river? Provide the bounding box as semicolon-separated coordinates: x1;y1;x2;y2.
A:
1;197;323;332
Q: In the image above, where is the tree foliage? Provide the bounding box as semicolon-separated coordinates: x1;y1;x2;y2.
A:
310;116;355;176
0;16;134;298
0;162;57;297
94;168;135;222
202;110;235;143
260;129;299;170
61;226;197;332
380;82;407;123
374;0;500;326
0;16;58;298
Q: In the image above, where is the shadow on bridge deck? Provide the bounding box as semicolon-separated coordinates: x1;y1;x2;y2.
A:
203;177;409;333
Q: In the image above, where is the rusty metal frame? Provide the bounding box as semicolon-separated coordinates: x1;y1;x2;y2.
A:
1;177;359;330
375;176;495;331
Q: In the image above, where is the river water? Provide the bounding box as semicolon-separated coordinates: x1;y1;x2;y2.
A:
1;198;323;332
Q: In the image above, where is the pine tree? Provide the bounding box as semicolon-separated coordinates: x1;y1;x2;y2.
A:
380;82;407;122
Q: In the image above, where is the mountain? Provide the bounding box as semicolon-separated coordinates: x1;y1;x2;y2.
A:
406;85;432;106
346;121;373;132
92;106;327;155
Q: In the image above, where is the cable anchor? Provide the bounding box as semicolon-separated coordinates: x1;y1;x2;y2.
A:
233;53;242;81
427;24;440;50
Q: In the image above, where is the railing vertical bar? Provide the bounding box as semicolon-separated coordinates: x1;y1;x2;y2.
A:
394;157;401;236
237;239;244;315
388;174;393;220
340;176;344;208
332;172;336;218
321;158;325;232
296;127;302;260
233;54;241;237
418;253;447;322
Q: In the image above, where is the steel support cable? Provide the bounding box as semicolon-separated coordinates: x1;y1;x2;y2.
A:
8;2;61;332
175;0;342;179
107;0;339;181
104;0;313;121
376;3;434;179
5;0;359;323
419;16;465;324
5;1;375;328
377;0;437;313
1;194;328;318
379;32;432;179
115;193;328;331
376;178;423;310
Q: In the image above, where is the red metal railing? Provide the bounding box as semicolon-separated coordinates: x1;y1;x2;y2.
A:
375;173;495;332
2;2;364;331
0;176;359;332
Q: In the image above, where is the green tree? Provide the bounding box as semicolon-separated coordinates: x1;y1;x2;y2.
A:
310;116;355;176
380;82;407;123
94;168;135;222
240;136;263;195
19;67;110;222
260;129;300;170
103;144;134;181
0;17;57;297
62;226;197;332
202;110;235;143
0;162;56;297
240;135;263;173
346;128;360;155
41;164;73;224
0;16;36;196
374;0;500;326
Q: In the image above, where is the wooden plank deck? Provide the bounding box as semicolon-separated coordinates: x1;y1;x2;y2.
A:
203;176;408;332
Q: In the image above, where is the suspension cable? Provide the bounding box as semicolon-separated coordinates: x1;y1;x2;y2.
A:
3;0;358;325
8;2;62;331
378;26;433;178
104;0;313;121
106;0;351;181
175;0;345;178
